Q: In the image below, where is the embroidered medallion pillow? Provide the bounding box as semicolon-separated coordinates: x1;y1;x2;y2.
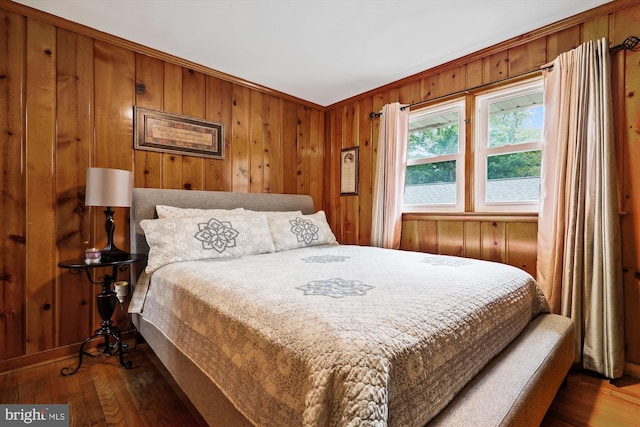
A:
267;210;338;252
141;211;275;273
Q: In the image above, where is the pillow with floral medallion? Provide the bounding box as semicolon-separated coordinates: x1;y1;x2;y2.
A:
267;210;338;252
141;211;274;273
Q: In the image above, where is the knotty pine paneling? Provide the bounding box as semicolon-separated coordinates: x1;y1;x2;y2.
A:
418;221;438;254
399;217;537;277
250;92;268;193
309;108;324;205
249;91;266;193
419;74;440;102
465;60;484;89
547;25;582;63
437;221;465;256
265;95;285;194
25;18;56;354
506;222;538;276
204;76;233;191
182;68;205;118
0;9;26;361
483;51;509;84
163;62;183;114
297;106;312;196
508;37;547;76
94;40;135;264
463;221;481;260
94;41;136;173
161;62;184;190
324;0;640;365
326;106;344;237
56;28;94;346
0;4;324;367
357;97;374;246
439;65;467;95
92;40;135;332
282;99;299;195
611;1;640;365
134;54;164;189
181;69;206;191
583;14;610;41
231;85;251;192
399;80;421;105
481;221;506;264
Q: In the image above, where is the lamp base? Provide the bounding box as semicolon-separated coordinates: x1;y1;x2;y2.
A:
100;249;130;262
101;206;129;262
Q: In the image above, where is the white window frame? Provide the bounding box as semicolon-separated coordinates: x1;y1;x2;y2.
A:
403;98;466;213
474;79;543;213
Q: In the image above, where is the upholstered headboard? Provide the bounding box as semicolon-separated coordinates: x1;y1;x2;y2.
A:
130;188;316;258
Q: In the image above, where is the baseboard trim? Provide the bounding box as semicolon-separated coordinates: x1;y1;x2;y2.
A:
624;361;640;379
0;331;138;375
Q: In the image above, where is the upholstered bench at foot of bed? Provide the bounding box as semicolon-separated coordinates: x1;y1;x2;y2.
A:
429;313;575;427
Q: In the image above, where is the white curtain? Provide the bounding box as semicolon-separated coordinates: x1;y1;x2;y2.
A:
371;103;409;249
537;37;624;378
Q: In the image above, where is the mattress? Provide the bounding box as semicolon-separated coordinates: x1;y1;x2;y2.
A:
131;244;549;427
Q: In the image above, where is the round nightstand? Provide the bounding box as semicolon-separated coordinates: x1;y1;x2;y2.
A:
58;254;143;376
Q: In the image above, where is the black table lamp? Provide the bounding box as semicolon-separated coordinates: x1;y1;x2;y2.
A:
85;167;133;261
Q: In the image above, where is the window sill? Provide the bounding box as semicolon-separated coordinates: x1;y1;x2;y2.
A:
402;211;539;223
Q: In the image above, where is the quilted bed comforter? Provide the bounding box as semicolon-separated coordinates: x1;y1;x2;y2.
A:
131;244;549;427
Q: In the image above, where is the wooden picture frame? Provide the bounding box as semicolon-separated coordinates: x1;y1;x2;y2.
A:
340;147;359;196
134;106;224;159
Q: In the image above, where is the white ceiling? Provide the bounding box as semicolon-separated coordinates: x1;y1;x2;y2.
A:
13;0;612;106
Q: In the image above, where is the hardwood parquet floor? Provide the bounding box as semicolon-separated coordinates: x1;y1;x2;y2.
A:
0;343;207;426
2;343;640;426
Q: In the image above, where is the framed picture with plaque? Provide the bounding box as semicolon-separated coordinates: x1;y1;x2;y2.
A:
340;147;359;196
134;106;224;159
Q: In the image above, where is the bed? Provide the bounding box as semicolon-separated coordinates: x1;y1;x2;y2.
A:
129;188;575;427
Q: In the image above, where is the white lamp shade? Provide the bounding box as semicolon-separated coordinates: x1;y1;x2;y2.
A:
85;167;133;207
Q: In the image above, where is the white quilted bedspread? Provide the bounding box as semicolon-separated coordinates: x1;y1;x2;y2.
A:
133;245;549;427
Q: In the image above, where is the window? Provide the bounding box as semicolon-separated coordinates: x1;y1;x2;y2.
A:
475;80;543;212
403;99;465;212
403;77;543;213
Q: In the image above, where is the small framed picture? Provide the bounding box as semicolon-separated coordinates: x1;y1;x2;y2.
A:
340;147;359;196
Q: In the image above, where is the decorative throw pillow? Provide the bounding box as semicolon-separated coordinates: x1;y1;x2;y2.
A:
267;210;338;251
156;205;245;219
141;211;275;273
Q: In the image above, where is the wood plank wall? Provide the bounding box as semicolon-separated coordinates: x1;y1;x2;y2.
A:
323;0;640;365
0;1;324;366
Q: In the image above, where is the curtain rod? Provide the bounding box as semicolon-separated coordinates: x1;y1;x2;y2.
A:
368;67;547;119
369;35;639;119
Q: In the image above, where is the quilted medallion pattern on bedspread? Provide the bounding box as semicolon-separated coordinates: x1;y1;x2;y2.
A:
296;277;374;298
138;245;549;427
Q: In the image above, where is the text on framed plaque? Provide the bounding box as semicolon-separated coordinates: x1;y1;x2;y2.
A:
134;106;224;159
